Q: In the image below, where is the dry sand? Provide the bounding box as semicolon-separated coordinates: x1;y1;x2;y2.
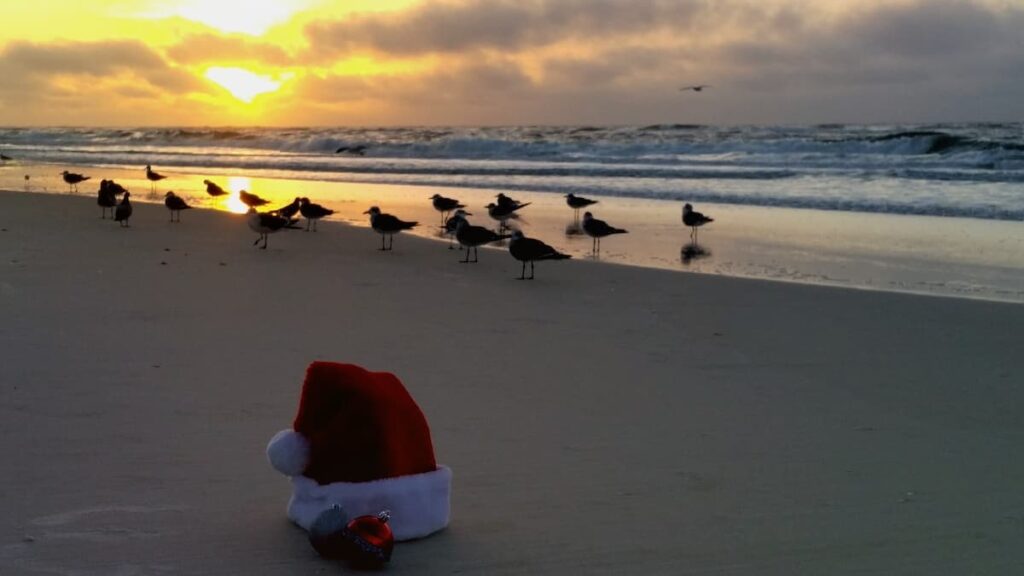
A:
1;191;1023;575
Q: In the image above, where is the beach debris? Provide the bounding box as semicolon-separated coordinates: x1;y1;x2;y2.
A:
364;206;416;250
114;192;133;227
299;197;334;231
145;164;167;193
430;194;466;228
508;230;571;280
582;212;628;254
455;219;509;263
164;191;192;222
683;203;714;241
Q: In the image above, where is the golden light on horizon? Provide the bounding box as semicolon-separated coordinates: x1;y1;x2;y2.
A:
205;67;283;103
226;177;253;213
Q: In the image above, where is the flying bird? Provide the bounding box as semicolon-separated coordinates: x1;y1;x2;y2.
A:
335;145;367;155
114;192;133;227
682;203;714;241
364;206;417;251
581;212;628;254
455;219;509;263
679;85;711;92
508;230;571;280
203;179;228;197
61;170;90;193
145;164;167;192
164;191;192;222
238;189;270;208
430;194;466;228
299;197;334;231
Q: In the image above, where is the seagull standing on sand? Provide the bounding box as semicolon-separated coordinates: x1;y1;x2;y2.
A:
496;193;525;210
565;193;598;221
145;165;167;193
61;171;90;193
97;180;118;219
164;191;192;222
299;198;334;231
273;197;302;220
247;208;295;249
114;192;133;227
238;190;270;208
682;203;714;241
203;179;228;197
430;194;466;228
455;219;509;263
364;206;417;251
486;201;530;231
508;230;571;280
582;212;628;254
444;209;471;249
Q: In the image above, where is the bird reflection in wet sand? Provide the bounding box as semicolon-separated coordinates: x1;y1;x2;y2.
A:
680;241;711;265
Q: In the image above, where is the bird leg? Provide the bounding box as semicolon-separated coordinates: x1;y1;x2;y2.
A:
530;261;535;280
253;236;261;246
519;261;526;280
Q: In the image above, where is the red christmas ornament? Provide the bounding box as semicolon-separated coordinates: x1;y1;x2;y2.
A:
343;511;394;568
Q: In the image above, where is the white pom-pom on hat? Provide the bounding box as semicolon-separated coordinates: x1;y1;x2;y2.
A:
267;429;310;476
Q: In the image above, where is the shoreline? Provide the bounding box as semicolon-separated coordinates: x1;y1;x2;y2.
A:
4;161;1024;304
3;190;1023;574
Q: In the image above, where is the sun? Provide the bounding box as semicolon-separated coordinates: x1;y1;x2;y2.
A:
205;67;282;103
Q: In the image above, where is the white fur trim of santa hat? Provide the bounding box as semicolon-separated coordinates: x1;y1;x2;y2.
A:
286;465;452;541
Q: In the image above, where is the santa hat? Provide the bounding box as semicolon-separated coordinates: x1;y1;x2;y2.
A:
267;362;452;541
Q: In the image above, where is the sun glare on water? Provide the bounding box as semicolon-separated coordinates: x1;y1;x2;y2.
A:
205;67;282;103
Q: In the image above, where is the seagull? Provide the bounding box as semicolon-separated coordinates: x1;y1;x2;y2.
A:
486;201;530;231
203;179;228;197
272;197;302;220
682;203;714;241
430;194;466;228
364;206;417;251
508;230;571;280
455;219;509;263
238;190;270;208
97;180;118;219
164;191;192;222
145;164;167;192
679;85;711;92
581;212;628;254
105;180;128;196
114;192;133;227
335;145;367;155
443;209;471;249
496;193;524;210
61;171;90;193
0;153;12;161
247;208;296;249
565;193;598;220
299;197;334;231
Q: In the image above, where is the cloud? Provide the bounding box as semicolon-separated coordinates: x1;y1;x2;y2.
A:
165;33;294;67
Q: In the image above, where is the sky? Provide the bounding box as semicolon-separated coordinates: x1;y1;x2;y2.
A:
1;0;1023;126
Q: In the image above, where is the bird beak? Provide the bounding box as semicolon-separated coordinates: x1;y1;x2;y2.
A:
362;210;370;214
464;212;473;215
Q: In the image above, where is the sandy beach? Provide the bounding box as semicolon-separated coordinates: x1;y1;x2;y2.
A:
1;190;1022;574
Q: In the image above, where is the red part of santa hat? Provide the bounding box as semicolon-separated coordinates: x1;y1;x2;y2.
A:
267;362;451;540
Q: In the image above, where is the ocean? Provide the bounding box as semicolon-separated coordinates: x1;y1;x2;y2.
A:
2;123;1023;221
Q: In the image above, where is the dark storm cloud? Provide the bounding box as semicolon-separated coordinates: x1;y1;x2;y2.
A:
305;0;708;57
